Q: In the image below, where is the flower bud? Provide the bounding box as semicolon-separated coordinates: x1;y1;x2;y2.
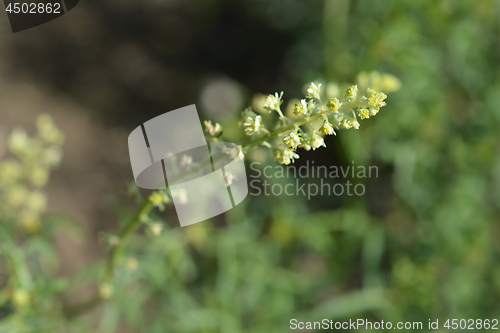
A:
293;99;308;116
284;132;301;149
306;83;321;99
344;85;358;101
320;121;336;135
327;98;341;113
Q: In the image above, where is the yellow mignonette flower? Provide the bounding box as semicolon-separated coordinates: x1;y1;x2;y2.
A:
243;115;263;136
150;222;164;236
149;191;168;207
8;129;31;156
320;121;336;135
367;90;387;108
327;98;341;113
358;108;370;120
309;133;326;150
263;92;283;112
284;132;301;149
275;149;299;165
306;83;321;99
293;99;308;116
344;85;358;101
349;119;360;130
203;120;222;137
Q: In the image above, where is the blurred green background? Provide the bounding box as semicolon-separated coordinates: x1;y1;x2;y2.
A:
1;0;500;332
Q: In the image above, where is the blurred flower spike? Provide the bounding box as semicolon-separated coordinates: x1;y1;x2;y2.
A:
0;113;64;232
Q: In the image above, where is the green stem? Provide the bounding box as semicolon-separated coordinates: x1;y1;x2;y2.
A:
104;200;153;281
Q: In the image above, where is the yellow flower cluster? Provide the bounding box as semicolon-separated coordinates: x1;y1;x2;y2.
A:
231;73;397;165
269;78;393;164
149;190;170;211
263;92;283;112
293;99;308;116
204;120;222;137
275;148;299;165
0;114;64;232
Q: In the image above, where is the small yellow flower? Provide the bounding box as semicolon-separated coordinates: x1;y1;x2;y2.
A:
349;119;360;129
369;107;380;116
299;134;312;151
344;85;358;101
341;119;352;129
204;120;222;137
309;133;326;150
150;222;164;236
367;91;387;108
284;132;301;149
149;191;168;207
99;283;114;299
306;83;321;99
263;92;283;112
327;98;341;113
225;172;237;187
227;146;244;161
358;108;370;120
320;121;336;135
243;115;263;135
41;147;62;167
340;118;360;130
276;149;299;165
8;129;31;156
293;99;308;116
12;289;30;308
